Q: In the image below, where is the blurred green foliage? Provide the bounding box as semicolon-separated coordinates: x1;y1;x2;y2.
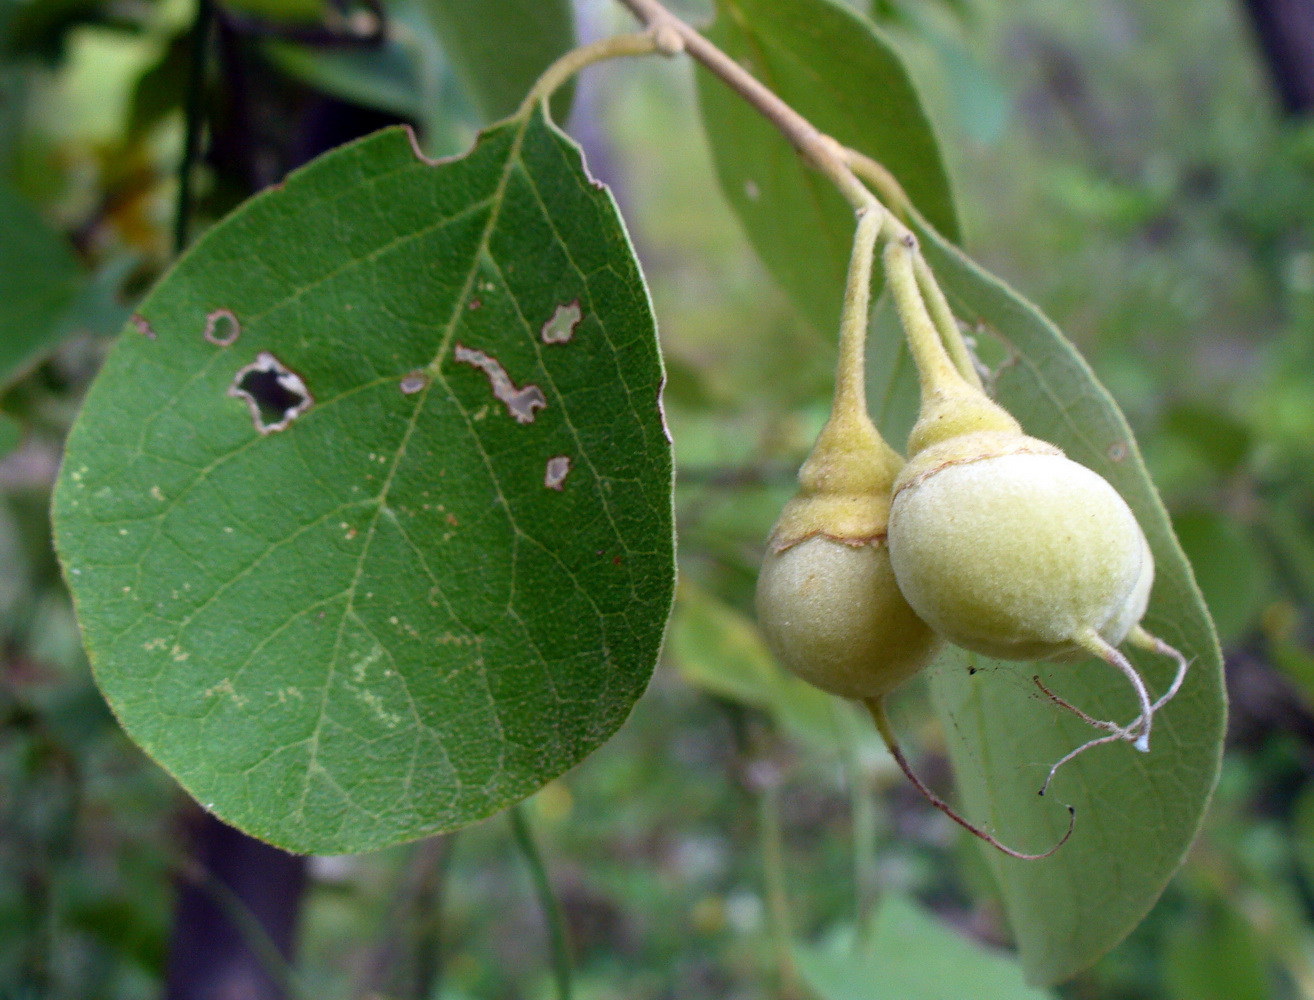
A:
3;0;1314;996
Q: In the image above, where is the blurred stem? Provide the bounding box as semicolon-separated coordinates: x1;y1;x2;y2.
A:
509;804;573;1000
414;835;459;1000
352;834;457;998
175;0;214;255
181;859;307;1000
836;704;879;931
758;772;802;998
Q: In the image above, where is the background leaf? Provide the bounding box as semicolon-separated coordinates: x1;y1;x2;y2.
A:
51;107;675;854
795;892;1054;1000
0;413;20;459
1171;510;1268;647
910;213;1226;985
695;0;957;335
0;180;84;388
419;0;574;124
216;0;325;23
1163;900;1271;1000
262;35;425;120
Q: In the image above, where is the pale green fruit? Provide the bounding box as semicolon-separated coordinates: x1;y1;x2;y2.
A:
756;534;939;699
887;431;1151;662
754;396;940;700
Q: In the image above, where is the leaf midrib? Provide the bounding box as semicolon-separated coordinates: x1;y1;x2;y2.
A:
295;112;539;825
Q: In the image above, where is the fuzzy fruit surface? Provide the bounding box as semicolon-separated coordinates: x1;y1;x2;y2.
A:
888;431;1151;661
756;534;940;699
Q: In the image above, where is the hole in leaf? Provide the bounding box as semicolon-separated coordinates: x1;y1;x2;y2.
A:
228;352;313;434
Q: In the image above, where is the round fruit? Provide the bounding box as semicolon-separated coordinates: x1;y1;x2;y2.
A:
757;532;939;699
887;431;1151;663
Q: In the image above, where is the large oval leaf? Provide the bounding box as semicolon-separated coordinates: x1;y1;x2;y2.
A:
695;0;958;335
51;106;675;854
910;213;1225;985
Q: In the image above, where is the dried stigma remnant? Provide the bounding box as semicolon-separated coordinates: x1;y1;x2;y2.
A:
452;343;546;424
541;301;582;344
228;352;314;434
399;370;428;395
544;455;572;491
131;314;157;340
204;309;240;347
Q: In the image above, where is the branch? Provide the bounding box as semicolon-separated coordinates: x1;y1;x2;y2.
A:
611;0;987;377
613;0;875;212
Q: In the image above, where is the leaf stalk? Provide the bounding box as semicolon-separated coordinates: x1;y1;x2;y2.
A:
517;30;678;120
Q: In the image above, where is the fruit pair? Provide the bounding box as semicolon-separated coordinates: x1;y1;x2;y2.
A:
754;219;1188;857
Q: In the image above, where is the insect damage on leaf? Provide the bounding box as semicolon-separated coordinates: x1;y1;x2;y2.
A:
204;309;240;347
544;455;572;490
229;351;313;434
131;315;156;340
541;301;582;344
399;370;428;395
452;342;546;424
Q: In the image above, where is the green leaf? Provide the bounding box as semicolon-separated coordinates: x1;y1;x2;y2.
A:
0;181;83;388
795;892;1054;1000
0;413;20;458
420;0;574;124
1162;403;1251;475
696;0;957;334
262;36;424;120
1163;900;1271;1000
52;107;675;854
908;213;1226;986
218;0;326;23
899;4;1009;146
1171;510;1267;646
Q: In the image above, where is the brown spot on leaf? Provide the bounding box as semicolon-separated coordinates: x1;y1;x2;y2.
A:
452;343;546;424
541;301;582;344
544;455;571;490
131;314;156;339
400;370;428;394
